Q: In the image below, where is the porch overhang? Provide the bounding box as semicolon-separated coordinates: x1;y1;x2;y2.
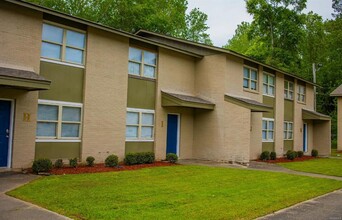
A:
224;94;272;112
161;91;215;110
302;109;330;121
0;67;51;91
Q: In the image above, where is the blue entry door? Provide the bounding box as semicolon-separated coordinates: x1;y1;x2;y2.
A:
0;100;11;167
166;114;179;155
303;123;308;152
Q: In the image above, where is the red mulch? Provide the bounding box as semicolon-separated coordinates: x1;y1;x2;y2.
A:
255;156;318;163
50;161;177;175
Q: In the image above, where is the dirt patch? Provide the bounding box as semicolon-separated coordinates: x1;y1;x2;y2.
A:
49;161;177;175
255;156;318;163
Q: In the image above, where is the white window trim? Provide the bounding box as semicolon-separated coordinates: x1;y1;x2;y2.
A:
126;108;155;141
36;99;83;142
262;118;275;142
297;84;306;104
243;65;259;92
128;47;157;79
263;72;275;97
284;121;294;140
284;80;294;100
41;21;86;66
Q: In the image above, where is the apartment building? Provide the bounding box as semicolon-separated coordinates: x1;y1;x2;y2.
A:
0;0;331;169
331;84;342;151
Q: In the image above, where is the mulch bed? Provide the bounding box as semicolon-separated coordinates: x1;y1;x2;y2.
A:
49;161;177;175
255;156;318;163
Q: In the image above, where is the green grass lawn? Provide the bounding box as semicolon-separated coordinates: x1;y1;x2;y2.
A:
278;158;342;177
8;166;342;220
331;149;342;157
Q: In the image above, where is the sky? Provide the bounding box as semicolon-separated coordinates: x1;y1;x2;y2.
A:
187;0;334;47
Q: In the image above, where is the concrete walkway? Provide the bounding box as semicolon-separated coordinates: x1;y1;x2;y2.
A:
0;172;70;220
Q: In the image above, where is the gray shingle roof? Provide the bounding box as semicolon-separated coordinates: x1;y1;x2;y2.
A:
225;94;272;109
330;84;342;96
162;91;214;105
0;67;50;82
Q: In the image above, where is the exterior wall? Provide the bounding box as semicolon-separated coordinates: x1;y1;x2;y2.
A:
125;142;154;153
313;120;331;155
250;112;262;160
275;73;285;155
262;95;275;152
127;77;155;109
155;48;196;160
338;97;342;151
35;142;80;159
0;2;42;168
82;27;128;162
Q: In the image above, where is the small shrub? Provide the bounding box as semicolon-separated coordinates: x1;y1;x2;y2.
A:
86;156;95;167
69;158;78;168
311;149;318;157
166;153;178;163
105;154;118;167
286;150;296;160
54;159;64;168
297;151;304;158
270;152;277;160
32;158;52;174
124;152;155;165
260;151;270;161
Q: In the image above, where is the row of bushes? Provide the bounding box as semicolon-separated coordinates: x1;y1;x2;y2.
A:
32;152;178;174
260;149;319;161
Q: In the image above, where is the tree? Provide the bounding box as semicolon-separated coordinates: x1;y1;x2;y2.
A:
25;0;212;44
332;0;342;18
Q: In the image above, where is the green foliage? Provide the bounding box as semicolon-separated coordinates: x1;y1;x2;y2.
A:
311;149;318;157
297;151;304;158
69;158;78;168
105;154;119;167
86;156;95;167
286;150;297;160
54;159;63;169
124;152;155;165
270;152;277;160
26;0;212;44
260;151;270;161
32;158;53;173
166;153;178;163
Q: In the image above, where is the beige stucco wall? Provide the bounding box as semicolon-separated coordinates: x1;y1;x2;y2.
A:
249;112;262;159
154;48;196;160
338;97;342;151
274;72;284;156
313;120;331;155
82;27;128;162
0;2;42;168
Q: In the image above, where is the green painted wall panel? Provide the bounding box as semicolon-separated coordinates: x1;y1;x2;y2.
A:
284;140;293;152
125;142;154;154
263;96;275;118
35;142;80;159
262;142;274;152
284;100;294;121
127;77;155;109
39;61;84;103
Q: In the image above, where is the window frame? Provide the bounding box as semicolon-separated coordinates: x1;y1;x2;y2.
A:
126;108;155;141
283;121;293;140
128;47;157;79
41;21;86;66
36;99;83;142
262;118;275;142
243;66;259;92
297;84;306;103
284;80;294;100
263;72;275;97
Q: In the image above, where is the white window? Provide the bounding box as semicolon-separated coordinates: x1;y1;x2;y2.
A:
41;23;86;65
284;81;294;100
36;100;82;140
262;118;274;142
284;121;293;140
128;47;157;78
263;73;275;96
243;66;258;91
126;108;154;141
297;85;306;103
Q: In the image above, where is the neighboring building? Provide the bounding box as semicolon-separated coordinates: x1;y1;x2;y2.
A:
331;84;342;151
0;0;331;169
